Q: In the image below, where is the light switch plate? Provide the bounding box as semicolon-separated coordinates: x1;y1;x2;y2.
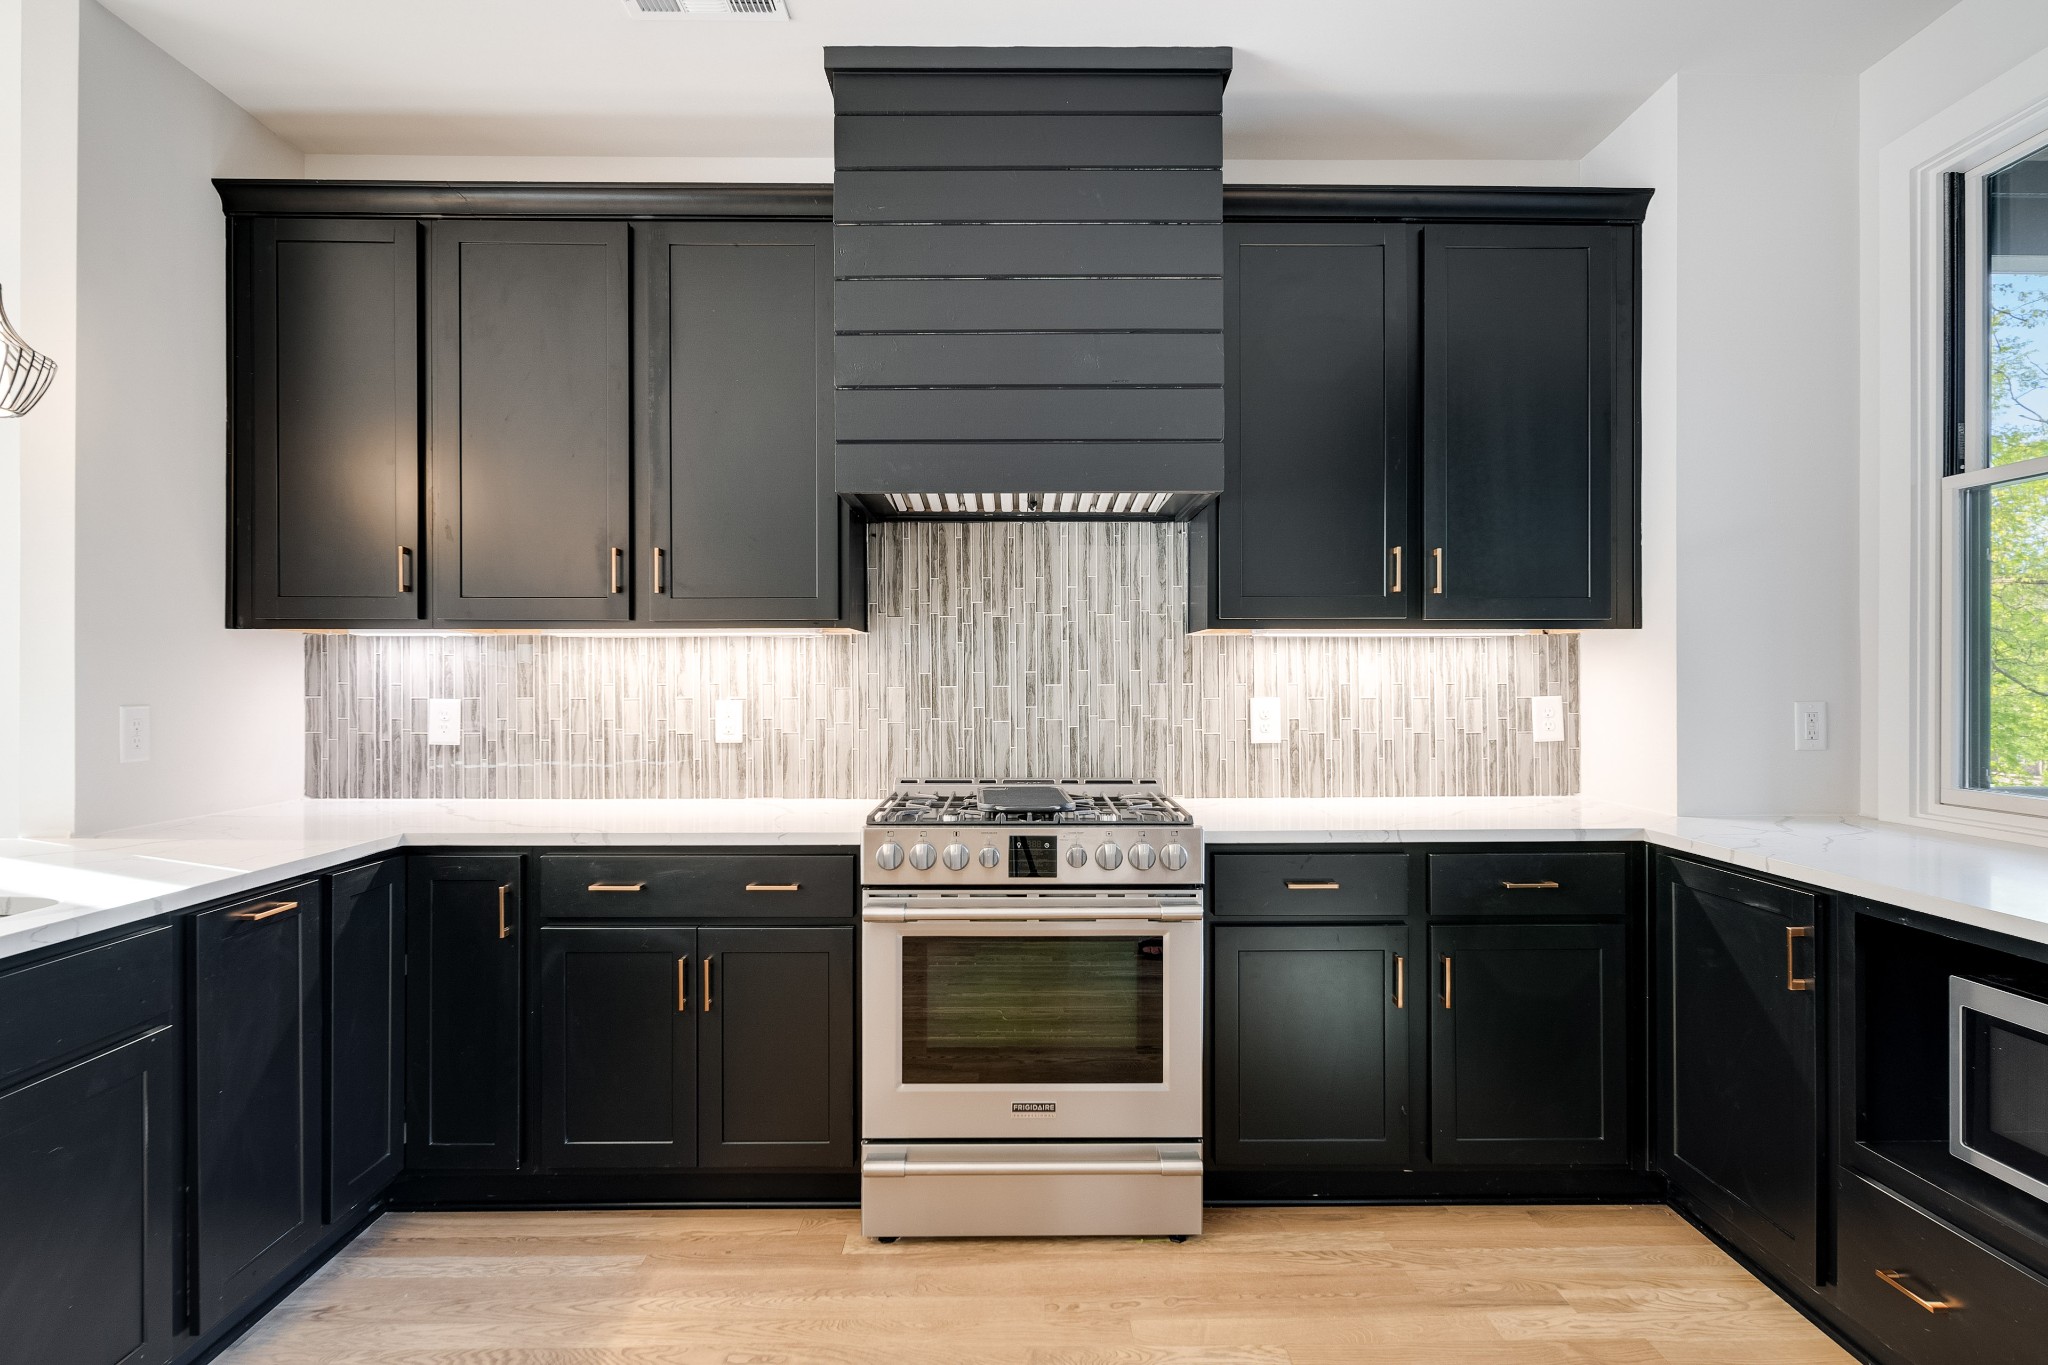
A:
1794;701;1828;751
118;706;150;764
1250;696;1282;745
427;698;461;746
716;699;745;745
1531;696;1565;744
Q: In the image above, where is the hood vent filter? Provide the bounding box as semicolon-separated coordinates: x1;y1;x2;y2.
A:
622;0;787;19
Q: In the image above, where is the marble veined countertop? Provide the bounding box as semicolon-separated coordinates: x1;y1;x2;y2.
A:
1;796;2046;960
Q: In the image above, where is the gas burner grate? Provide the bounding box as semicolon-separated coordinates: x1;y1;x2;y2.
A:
868;780;1192;827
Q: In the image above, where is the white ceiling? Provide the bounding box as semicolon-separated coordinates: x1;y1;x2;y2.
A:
98;0;1960;162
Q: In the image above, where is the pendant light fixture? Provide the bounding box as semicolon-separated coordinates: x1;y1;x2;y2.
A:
0;285;56;417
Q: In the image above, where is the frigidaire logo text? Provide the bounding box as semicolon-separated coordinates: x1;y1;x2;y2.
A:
1011;1102;1057;1113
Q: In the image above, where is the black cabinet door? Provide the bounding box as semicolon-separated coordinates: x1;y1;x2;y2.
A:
234;217;420;626
1214;224;1415;624
0;1029;178;1365
426;221;632;624
405;856;523;1170
637;222;854;626
538;926;697;1170
1421;224;1634;625
192;881;325;1331
327;860;404;1220
1211;924;1411;1168
1429;922;1628;1166
697;927;855;1170
1655;857;1823;1287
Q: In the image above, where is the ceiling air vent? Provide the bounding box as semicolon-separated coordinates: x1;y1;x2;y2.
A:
620;0;787;19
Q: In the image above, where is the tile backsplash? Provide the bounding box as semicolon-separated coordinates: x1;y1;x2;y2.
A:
305;522;1578;800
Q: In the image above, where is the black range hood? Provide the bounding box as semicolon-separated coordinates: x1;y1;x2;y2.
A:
825;46;1231;520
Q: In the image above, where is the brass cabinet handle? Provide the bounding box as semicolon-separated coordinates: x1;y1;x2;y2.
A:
745;882;802;893
1393;954;1406;1010
1440;954;1453;1010
1285;880;1341;891
609;546;624;594
1432;547;1445;594
653;546;665;596
230;899;298;922
1501;880;1561;891
676;955;690;1012
587;882;646;893
498;883;513;940
702;955;713;1014
1875;1269;1957;1313
1389;545;1403;595
397;546;413;594
1785;925;1816;992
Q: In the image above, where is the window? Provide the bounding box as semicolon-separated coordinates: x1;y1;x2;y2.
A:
1949;136;2048;809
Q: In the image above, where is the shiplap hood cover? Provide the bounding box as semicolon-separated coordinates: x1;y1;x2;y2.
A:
826;47;1230;521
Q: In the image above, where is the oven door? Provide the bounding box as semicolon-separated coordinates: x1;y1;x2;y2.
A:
862;892;1204;1141
1952;977;2048;1203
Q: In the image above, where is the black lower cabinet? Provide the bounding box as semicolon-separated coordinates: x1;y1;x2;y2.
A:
697;927;855;1170
539;926;697;1170
192;882;326;1333
1211;924;1410;1167
1428;922;1627;1167
1654;857;1823;1288
0;1028;178;1365
327;860;405;1220
406;856;523;1170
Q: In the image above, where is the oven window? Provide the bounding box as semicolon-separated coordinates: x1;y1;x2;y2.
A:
902;936;1164;1085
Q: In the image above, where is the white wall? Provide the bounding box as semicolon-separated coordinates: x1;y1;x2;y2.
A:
12;0;304;835
0;0;24;841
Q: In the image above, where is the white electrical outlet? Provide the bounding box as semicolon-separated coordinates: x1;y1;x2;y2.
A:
118;706;150;764
1250;696;1283;745
1794;701;1828;751
716;698;745;745
1531;696;1566;744
427;698;462;746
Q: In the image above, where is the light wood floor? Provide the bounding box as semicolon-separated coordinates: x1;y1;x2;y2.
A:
217;1205;1854;1365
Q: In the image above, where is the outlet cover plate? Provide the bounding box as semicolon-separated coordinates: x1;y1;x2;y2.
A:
716;699;745;745
1250;697;1282;745
118;706;150;764
427;699;461;746
1794;701;1828;751
1531;696;1566;744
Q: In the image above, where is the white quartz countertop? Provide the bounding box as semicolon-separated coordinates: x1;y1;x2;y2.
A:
2;795;2048;961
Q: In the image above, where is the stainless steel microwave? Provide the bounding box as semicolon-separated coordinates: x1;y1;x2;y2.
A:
1950;976;2048;1203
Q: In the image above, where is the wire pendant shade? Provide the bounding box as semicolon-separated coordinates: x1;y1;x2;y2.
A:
0;285;56;417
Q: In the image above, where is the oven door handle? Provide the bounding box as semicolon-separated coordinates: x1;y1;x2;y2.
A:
862;1152;1204;1179
863;904;1201;923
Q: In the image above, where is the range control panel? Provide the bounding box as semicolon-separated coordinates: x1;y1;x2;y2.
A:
861;827;1202;888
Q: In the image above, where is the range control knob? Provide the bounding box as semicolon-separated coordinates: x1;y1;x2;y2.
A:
875;842;904;871
1096;843;1124;871
943;842;970;871
1065;844;1089;869
1160;843;1190;872
1128;842;1158;871
979;846;1002;869
909;841;937;871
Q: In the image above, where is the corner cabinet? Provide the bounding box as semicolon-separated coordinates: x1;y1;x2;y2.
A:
1191;189;1647;631
219;183;865;631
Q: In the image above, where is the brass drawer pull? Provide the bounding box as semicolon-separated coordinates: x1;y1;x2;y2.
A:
1440;954;1453;1010
1432;547;1445;594
587;882;647;893
1285;880;1341;891
397;546;413;594
230;900;298;922
609;546;624;594
653;546;665;596
1389;545;1403;595
498;883;513;940
1786;925;1816;992
676;955;689;1012
745;882;802;893
1501;880;1561;891
1875;1269;1958;1313
1393;954;1406;1010
703;955;714;1013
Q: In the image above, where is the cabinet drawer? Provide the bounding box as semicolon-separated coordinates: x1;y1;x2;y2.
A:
1837;1173;2048;1365
0;926;176;1087
1429;852;1627;919
540;855;855;921
1210;853;1410;921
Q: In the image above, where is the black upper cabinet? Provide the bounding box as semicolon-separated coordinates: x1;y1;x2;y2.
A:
426;220;633;625
1655;857;1824;1289
327;860;405;1220
191;882;326;1332
405;856;523;1171
232;218;420;627
1214;224;1414;623
1422;224;1633;625
636;222;857;626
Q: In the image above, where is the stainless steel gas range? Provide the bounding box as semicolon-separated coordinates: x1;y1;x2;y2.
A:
859;779;1204;1240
